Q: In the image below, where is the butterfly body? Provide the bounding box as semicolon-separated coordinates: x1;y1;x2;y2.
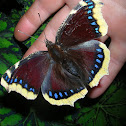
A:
1;0;110;106
47;40;83;79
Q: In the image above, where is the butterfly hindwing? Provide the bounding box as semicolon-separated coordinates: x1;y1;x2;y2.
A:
42;63;88;106
1;51;50;100
67;40;110;88
56;0;108;47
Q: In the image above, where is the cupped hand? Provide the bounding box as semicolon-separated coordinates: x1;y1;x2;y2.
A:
14;0;126;98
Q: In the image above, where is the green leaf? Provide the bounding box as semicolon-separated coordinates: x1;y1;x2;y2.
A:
1;114;23;126
0;38;13;48
73;81;126;126
1;53;20;64
0;60;8;75
0;86;6;97
0;107;12;115
0;21;7;32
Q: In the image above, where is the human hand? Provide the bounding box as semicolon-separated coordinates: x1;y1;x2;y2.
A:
14;0;126;98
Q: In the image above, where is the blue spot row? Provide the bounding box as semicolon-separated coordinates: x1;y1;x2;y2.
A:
3;75;34;93
49;91;68;98
48;89;76;99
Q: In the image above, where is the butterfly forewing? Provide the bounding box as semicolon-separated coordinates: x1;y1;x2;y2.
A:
56;0;108;47
1;51;50;100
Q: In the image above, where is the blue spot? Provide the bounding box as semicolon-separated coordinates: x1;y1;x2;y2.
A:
10;78;13;84
95;30;99;33
14;78;17;83
95;64;99;69
87;10;92;14
5;75;8;81
88;16;93;19
89;5;94;9
88;2;93;5
49;91;52;97
19;79;22;84
91;70;94;74
7;78;10;83
96;59;101;64
32;88;35;93
78;87;84;91
54;93;58;99
97;54;103;58
24;84;28;89
85;0;90;2
96;48;102;52
95;28;99;33
80;87;83;90
29;88;33;91
89;77;92;81
91;22;97;25
95;27;99;31
70;89;74;93
59;92;63;97
64;92;68;96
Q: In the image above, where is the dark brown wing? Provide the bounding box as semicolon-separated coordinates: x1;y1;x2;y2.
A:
56;0;108;48
1;51;50;100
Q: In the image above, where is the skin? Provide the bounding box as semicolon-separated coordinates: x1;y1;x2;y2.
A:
14;0;126;98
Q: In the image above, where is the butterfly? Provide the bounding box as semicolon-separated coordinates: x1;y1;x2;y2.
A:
1;0;110;107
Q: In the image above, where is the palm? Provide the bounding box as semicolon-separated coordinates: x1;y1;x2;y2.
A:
14;0;126;98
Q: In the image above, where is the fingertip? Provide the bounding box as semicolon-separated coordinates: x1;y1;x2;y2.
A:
14;15;37;41
88;76;110;99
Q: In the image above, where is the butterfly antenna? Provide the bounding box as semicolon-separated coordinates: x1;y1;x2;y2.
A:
38;12;42;23
38;12;48;45
18;30;43;43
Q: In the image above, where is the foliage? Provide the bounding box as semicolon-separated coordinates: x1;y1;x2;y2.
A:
0;0;126;125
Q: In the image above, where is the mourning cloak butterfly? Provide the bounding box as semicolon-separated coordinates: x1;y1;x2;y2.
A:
1;0;110;106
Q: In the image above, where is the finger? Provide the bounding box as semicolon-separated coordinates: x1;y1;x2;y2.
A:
14;0;65;41
22;2;79;57
88;38;126;98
